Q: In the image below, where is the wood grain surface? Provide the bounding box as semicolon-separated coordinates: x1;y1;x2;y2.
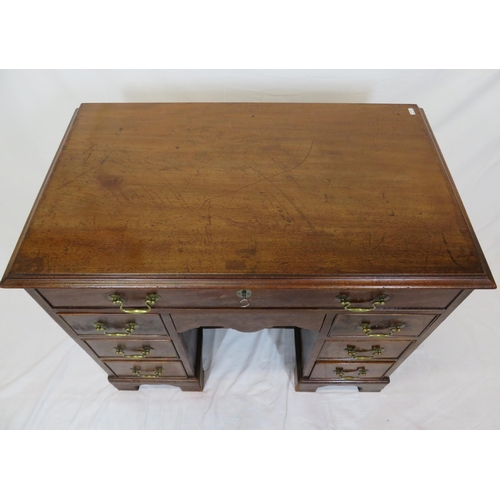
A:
1;103;495;288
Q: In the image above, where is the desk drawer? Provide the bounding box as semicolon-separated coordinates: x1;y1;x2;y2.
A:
85;339;178;359
167;310;327;334
60;314;168;336
319;339;412;360
310;361;393;380
105;360;187;378
39;288;460;310
328;313;436;338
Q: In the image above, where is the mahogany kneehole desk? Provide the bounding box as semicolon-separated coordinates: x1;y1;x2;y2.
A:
1;103;495;392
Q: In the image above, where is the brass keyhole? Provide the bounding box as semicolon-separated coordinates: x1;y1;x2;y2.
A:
236;289;252;308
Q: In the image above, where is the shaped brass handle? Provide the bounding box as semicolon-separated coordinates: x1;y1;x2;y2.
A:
335;366;367;380
337;294;388;312
360;321;404;337
115;346;153;358
131;367;162;378
94;322;137;337
108;294;160;314
344;345;384;360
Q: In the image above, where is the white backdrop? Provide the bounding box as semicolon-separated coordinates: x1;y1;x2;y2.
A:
1;69;499;429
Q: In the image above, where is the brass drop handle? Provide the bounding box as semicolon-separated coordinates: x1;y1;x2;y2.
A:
337;294;388;312
94;321;137;337
131;367;162;378
115;346;153;358
108;294;160;314
360;321;404;337
345;345;384;360
336;366;367;380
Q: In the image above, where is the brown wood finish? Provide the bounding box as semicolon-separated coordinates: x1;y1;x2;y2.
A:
310;361;394;380
1;103;496;393
25;288;202;390
1;104;495;288
38;287;461;309
328;313;437;338
167;310;327;334
85;339;179;358
60;313;168;336
105;360;187;378
318;339;412;360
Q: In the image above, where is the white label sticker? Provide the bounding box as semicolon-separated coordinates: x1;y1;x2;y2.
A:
408;108;416;115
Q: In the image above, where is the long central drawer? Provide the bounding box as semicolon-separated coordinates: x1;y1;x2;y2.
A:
38;288;461;310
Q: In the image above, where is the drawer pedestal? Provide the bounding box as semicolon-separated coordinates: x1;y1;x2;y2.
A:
27;287;473;392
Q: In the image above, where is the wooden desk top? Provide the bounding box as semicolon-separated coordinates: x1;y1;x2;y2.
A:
1;103;495;289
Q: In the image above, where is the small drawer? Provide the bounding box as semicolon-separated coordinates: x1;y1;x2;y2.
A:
310;361;393;380
85;339;178;359
319;339;412;360
328;313;436;338
38;288;460;310
168;309;327;334
105;360;187;378
60;314;168;336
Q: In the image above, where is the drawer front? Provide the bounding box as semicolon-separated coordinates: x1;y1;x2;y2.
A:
310;361;393;380
328;313;436;338
319;339;412;360
85;339;178;359
60;314;168;336
105;360;187;378
168;310;327;334
38;288;460;310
